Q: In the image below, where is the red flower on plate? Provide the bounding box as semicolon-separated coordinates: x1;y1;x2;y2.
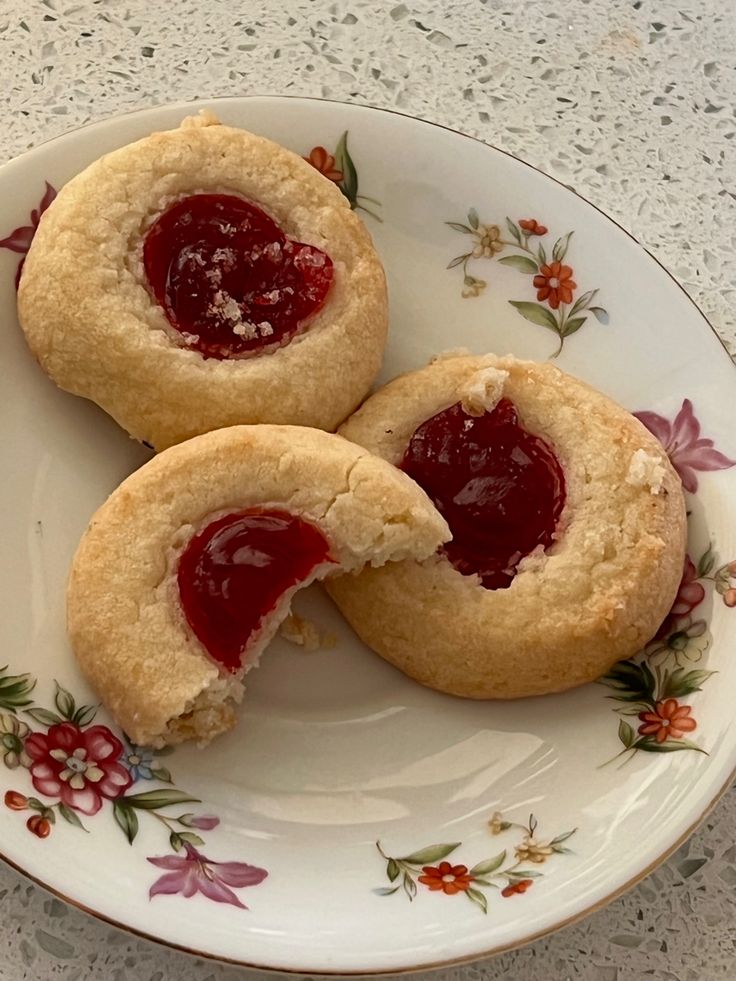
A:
638;699;697;743
532;260;577;309
0;182;56;287
4;790;28;811
655;555;706;640
501;878;534;898
24;722;132;815
303;146;344;183
148;843;268;908
418;861;475;895
519;218;548;235
634;399;736;493
26;814;52;839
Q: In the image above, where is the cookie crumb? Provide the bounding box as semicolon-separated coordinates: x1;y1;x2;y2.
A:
180;109;221;129
280;613;336;652
431;347;472;363
626;448;666;494
458;366;509;415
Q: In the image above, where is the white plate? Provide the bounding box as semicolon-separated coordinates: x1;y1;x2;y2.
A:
0;97;735;974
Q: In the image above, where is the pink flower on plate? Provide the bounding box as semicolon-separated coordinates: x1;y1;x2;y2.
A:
635;399;735;493
24;722;132;815
148;843;268;908
0;182;56;287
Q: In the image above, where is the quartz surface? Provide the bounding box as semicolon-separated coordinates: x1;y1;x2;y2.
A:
1;1;735;978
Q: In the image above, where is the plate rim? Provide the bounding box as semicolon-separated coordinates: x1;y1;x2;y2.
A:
1;93;735;974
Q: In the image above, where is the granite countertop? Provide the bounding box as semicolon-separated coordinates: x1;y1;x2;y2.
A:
1;1;735;978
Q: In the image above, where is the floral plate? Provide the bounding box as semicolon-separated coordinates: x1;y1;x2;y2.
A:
0;97;735;974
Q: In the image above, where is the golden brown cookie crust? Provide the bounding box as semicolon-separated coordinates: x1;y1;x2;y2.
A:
18;112;388;449
67;425;449;746
328;353;687;699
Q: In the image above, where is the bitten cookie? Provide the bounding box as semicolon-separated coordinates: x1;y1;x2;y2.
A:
328;353;687;699
67;425;449;747
18;111;388;449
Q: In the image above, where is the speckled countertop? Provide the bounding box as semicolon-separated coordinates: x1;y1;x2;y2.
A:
1;1;735;979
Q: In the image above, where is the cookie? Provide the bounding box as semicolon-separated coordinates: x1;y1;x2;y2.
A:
328;353;687;699
67;425;450;747
19;111;387;449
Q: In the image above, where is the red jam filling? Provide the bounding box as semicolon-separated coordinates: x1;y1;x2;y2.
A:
143;194;333;359
177;509;332;673
400;399;566;589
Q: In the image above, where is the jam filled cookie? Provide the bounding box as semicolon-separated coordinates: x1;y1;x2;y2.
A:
328;353;687;699
18;111;387;449
67;425;449;747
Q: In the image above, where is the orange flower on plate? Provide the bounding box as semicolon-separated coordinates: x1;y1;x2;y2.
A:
638;699;697;743
418;861;475;895
303;146;344;183
519;218;547;235
501;878;534;898
533;260;577;309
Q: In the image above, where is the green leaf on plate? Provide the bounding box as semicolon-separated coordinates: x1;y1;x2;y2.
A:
113;801;139;844
373;886;400;896
467;208;480;229
25;708;63;727
537;241;547;265
465;887;488;914
178;832;205;847
398;843;461;865
469;850;506;876
567;288;597;317
446;222;474;234
387;858;400;882
402;871;417;901
58;803;87;832
334;131;358;206
549;829;577;846
505;217;521;243
508;301;560;332
447;254;468;269
618;719;636;750
0;669;36;712
54;682;75;720
123;789;200;810
634;737;708;754
600;659;656;703
561;315;587;338
662;668;715;699
498;254;538;274
150;766;172;784
552;230;573;262
72;703;97;727
697;542;717;578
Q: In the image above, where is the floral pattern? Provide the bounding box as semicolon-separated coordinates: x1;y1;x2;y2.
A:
599;397;736;760
446;210;608;355
0;674;267;908
25;722;132;816
304;132;382;222
375;813;575;914
0;182;56;287
148;842;267;909
635;399;736;493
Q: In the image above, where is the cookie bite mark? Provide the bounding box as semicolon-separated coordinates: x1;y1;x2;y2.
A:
177;509;334;673
67;425;449;747
400;398;566;589
143;194;333;359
